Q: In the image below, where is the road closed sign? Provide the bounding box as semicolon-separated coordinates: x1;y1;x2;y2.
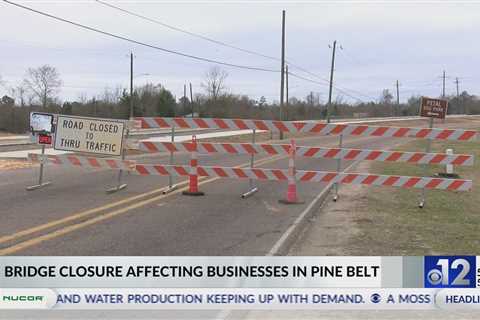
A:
420;97;448;119
54;115;125;156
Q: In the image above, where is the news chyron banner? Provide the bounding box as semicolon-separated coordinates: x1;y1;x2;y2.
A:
0;256;479;310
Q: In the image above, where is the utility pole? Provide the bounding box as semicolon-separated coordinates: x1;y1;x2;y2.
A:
279;10;286;139
455;77;459;97
183;84;187;115
189;83;194;117
442;70;446;98
396;80;400;105
285;65;289;120
326;40;337;123
396;80;400;116
454;77;462;114
129;52;134;119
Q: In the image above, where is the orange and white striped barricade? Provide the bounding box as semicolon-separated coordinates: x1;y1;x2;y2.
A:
279;140;303;205
28;153;135;171
135;117;478;141
182;135;204;196
134;116;476;207
28;153;135;191
137;141;474;166
131;163;472;191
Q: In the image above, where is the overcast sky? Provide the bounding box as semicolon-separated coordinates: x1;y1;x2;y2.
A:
1;0;479;104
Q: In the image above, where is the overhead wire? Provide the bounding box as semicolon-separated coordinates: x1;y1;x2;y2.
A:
4;0;379;103
289;72;367;103
94;0;339;86
2;0;279;73
94;0;281;63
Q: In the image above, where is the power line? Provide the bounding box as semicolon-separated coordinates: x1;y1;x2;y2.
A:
3;0;279;73
289;72;367;103
95;0;281;63
3;0;379;104
95;0;344;86
289;69;377;102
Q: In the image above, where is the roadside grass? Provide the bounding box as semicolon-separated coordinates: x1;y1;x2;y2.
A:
356;133;480;254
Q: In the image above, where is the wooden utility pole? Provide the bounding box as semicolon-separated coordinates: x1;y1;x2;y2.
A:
129;52;134;119
396;80;400;116
326;40;337;123
285;65;289;120
396;80;400;105
183;84;187;115
454;77;463;114
442;70;446;98
455;77;459;97
189;83;194;117
279;10;286;139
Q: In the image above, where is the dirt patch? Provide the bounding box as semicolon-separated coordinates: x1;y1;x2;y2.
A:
0;160;33;171
289;161;372;256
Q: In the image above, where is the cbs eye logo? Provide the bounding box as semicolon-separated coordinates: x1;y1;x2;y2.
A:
424;256;476;288
370;293;381;304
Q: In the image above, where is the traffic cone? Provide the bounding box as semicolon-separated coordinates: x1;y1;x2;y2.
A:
183;135;204;196
279;139;303;204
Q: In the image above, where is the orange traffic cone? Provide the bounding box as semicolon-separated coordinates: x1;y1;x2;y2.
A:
279;139;303;205
183;135;205;196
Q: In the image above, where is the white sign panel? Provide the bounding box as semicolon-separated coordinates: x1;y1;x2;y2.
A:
54;115;125;156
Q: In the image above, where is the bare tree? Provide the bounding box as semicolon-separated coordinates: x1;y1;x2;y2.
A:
201;66;228;101
380;89;393;104
23;65;62;108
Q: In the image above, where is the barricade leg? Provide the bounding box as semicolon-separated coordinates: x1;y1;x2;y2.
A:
437;148;460;179
419;118;434;208
279;139;303;205
242;129;258;198
107;128;128;193
333;134;343;202
26;144;52;191
183;135;204;196
163;126;178;194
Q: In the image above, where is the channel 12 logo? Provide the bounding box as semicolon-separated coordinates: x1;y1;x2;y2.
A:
424;256;476;288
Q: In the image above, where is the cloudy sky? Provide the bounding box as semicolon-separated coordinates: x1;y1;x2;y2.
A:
1;0;479;104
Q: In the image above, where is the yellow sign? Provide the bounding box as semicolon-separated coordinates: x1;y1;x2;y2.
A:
54;115;125;156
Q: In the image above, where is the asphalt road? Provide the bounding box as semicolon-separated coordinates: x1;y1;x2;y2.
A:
0;131;407;256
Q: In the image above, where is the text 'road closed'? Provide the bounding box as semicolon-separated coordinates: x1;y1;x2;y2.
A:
54;115;125;156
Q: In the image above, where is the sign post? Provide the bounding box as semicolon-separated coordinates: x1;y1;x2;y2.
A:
418;97;448;208
106;127;128;194
333;134;343;202
26;112;54;191
162;126;178;194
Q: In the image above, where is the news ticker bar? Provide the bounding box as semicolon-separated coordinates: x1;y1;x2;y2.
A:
1;256;479;289
1;288;479;310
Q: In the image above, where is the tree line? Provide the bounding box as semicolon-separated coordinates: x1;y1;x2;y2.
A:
1;65;479;133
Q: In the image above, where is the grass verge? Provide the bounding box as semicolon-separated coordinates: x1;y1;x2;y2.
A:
355;133;480;254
